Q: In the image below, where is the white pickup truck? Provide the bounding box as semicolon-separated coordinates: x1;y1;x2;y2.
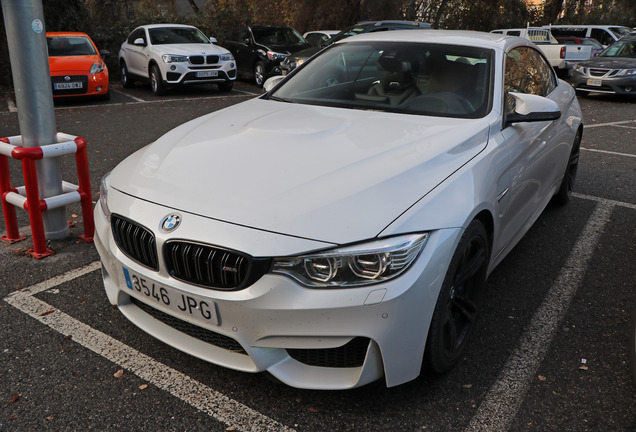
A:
491;27;592;76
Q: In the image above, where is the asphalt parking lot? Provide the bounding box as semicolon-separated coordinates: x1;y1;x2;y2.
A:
0;80;634;431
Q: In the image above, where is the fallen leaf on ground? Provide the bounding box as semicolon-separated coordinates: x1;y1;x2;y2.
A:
226;426;237;431
139;384;148;390
114;369;124;378
309;407;319;413
538;375;547;381
39;309;55;317
8;414;17;420
7;395;20;404
579;365;589;371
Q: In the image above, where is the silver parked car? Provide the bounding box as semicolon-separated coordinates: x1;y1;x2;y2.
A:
95;30;583;390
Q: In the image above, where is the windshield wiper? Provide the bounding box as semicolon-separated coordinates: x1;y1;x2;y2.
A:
267;95;293;103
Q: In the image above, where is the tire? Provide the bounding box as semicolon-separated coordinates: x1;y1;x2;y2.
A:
553;128;581;206
121;61;134;88
150;65;167;96
254;61;265;87
424;219;489;374
218;81;233;92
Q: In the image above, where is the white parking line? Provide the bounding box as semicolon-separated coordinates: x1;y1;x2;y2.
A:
3;262;295;432
585;119;636;128
111;87;146;102
466;195;619;431
582;147;636;159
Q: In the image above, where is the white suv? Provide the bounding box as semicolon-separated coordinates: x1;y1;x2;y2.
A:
119;24;236;95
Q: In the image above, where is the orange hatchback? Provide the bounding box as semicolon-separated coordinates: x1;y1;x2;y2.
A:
47;32;110;99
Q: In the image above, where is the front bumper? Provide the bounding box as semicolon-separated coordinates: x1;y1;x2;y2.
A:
571;70;636;95
93;188;460;389
162;60;236;85
51;70;109;98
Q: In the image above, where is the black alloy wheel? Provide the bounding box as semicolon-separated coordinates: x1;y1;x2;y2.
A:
425;219;489;373
554;128;582;205
254;61;265;87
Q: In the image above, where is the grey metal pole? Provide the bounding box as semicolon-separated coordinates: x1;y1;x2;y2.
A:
1;0;69;240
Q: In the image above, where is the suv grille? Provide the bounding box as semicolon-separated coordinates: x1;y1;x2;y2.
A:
287;337;370;368
130;296;247;354
164;241;271;290
111;215;158;270
189;55;220;65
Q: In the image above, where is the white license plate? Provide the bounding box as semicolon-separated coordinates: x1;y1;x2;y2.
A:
122;267;219;325
587;79;602;87
54;82;83;90
196;71;218;78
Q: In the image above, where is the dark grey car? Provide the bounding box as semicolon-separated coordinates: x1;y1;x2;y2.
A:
279;20;431;76
570;36;636;96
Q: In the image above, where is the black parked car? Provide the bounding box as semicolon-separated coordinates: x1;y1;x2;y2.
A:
570;35;636;97
223;26;310;86
280;20;431;75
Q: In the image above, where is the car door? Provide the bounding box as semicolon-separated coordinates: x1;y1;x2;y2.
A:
496;46;566;251
124;28;150;78
225;28;254;75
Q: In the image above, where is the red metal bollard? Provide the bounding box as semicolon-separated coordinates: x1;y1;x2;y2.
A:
0;133;94;258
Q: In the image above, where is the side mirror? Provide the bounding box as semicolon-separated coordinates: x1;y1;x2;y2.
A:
209;37;217;44
505;92;561;126
133;38;146;46
263;75;285;92
100;49;110;59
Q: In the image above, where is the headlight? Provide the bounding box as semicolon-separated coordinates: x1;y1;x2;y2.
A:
617;68;636;77
272;233;428;288
219;53;234;61
267;51;288;61
162;54;188;63
573;64;585;74
89;63;104;75
99;171;111;219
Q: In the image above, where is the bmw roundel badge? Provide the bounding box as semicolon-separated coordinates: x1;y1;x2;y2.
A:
161;213;181;232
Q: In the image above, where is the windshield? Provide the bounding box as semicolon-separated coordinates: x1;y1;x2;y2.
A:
47;36;96;56
599;39;636;58
252;27;306;45
326;24;377;45
610;27;632;39
268;41;493;119
149;27;209;45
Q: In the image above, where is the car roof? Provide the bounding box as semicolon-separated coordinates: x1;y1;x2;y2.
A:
46;32;90;38
338;29;513;50
142;23;197;30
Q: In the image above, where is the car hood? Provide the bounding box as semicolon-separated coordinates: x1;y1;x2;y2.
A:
111;99;489;244
49;55;101;73
578;56;636;68
288;46;321;60
149;43;230;56
257;42;311;54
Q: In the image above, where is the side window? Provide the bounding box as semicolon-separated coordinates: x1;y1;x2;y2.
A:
590;29;612;46
504;46;556;113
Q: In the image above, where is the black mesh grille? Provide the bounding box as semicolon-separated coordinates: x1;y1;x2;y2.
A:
130;296;247;354
164;241;270;290
206;55;219;64
287;337;370;368
51;75;89;95
189;55;204;65
111;214;158;270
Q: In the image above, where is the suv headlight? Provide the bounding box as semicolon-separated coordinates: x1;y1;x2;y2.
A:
573;64;585;74
162;54;188;63
267;51;288;61
272;233;428;288
89;62;104;75
99;171;111;218
219;53;234;61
